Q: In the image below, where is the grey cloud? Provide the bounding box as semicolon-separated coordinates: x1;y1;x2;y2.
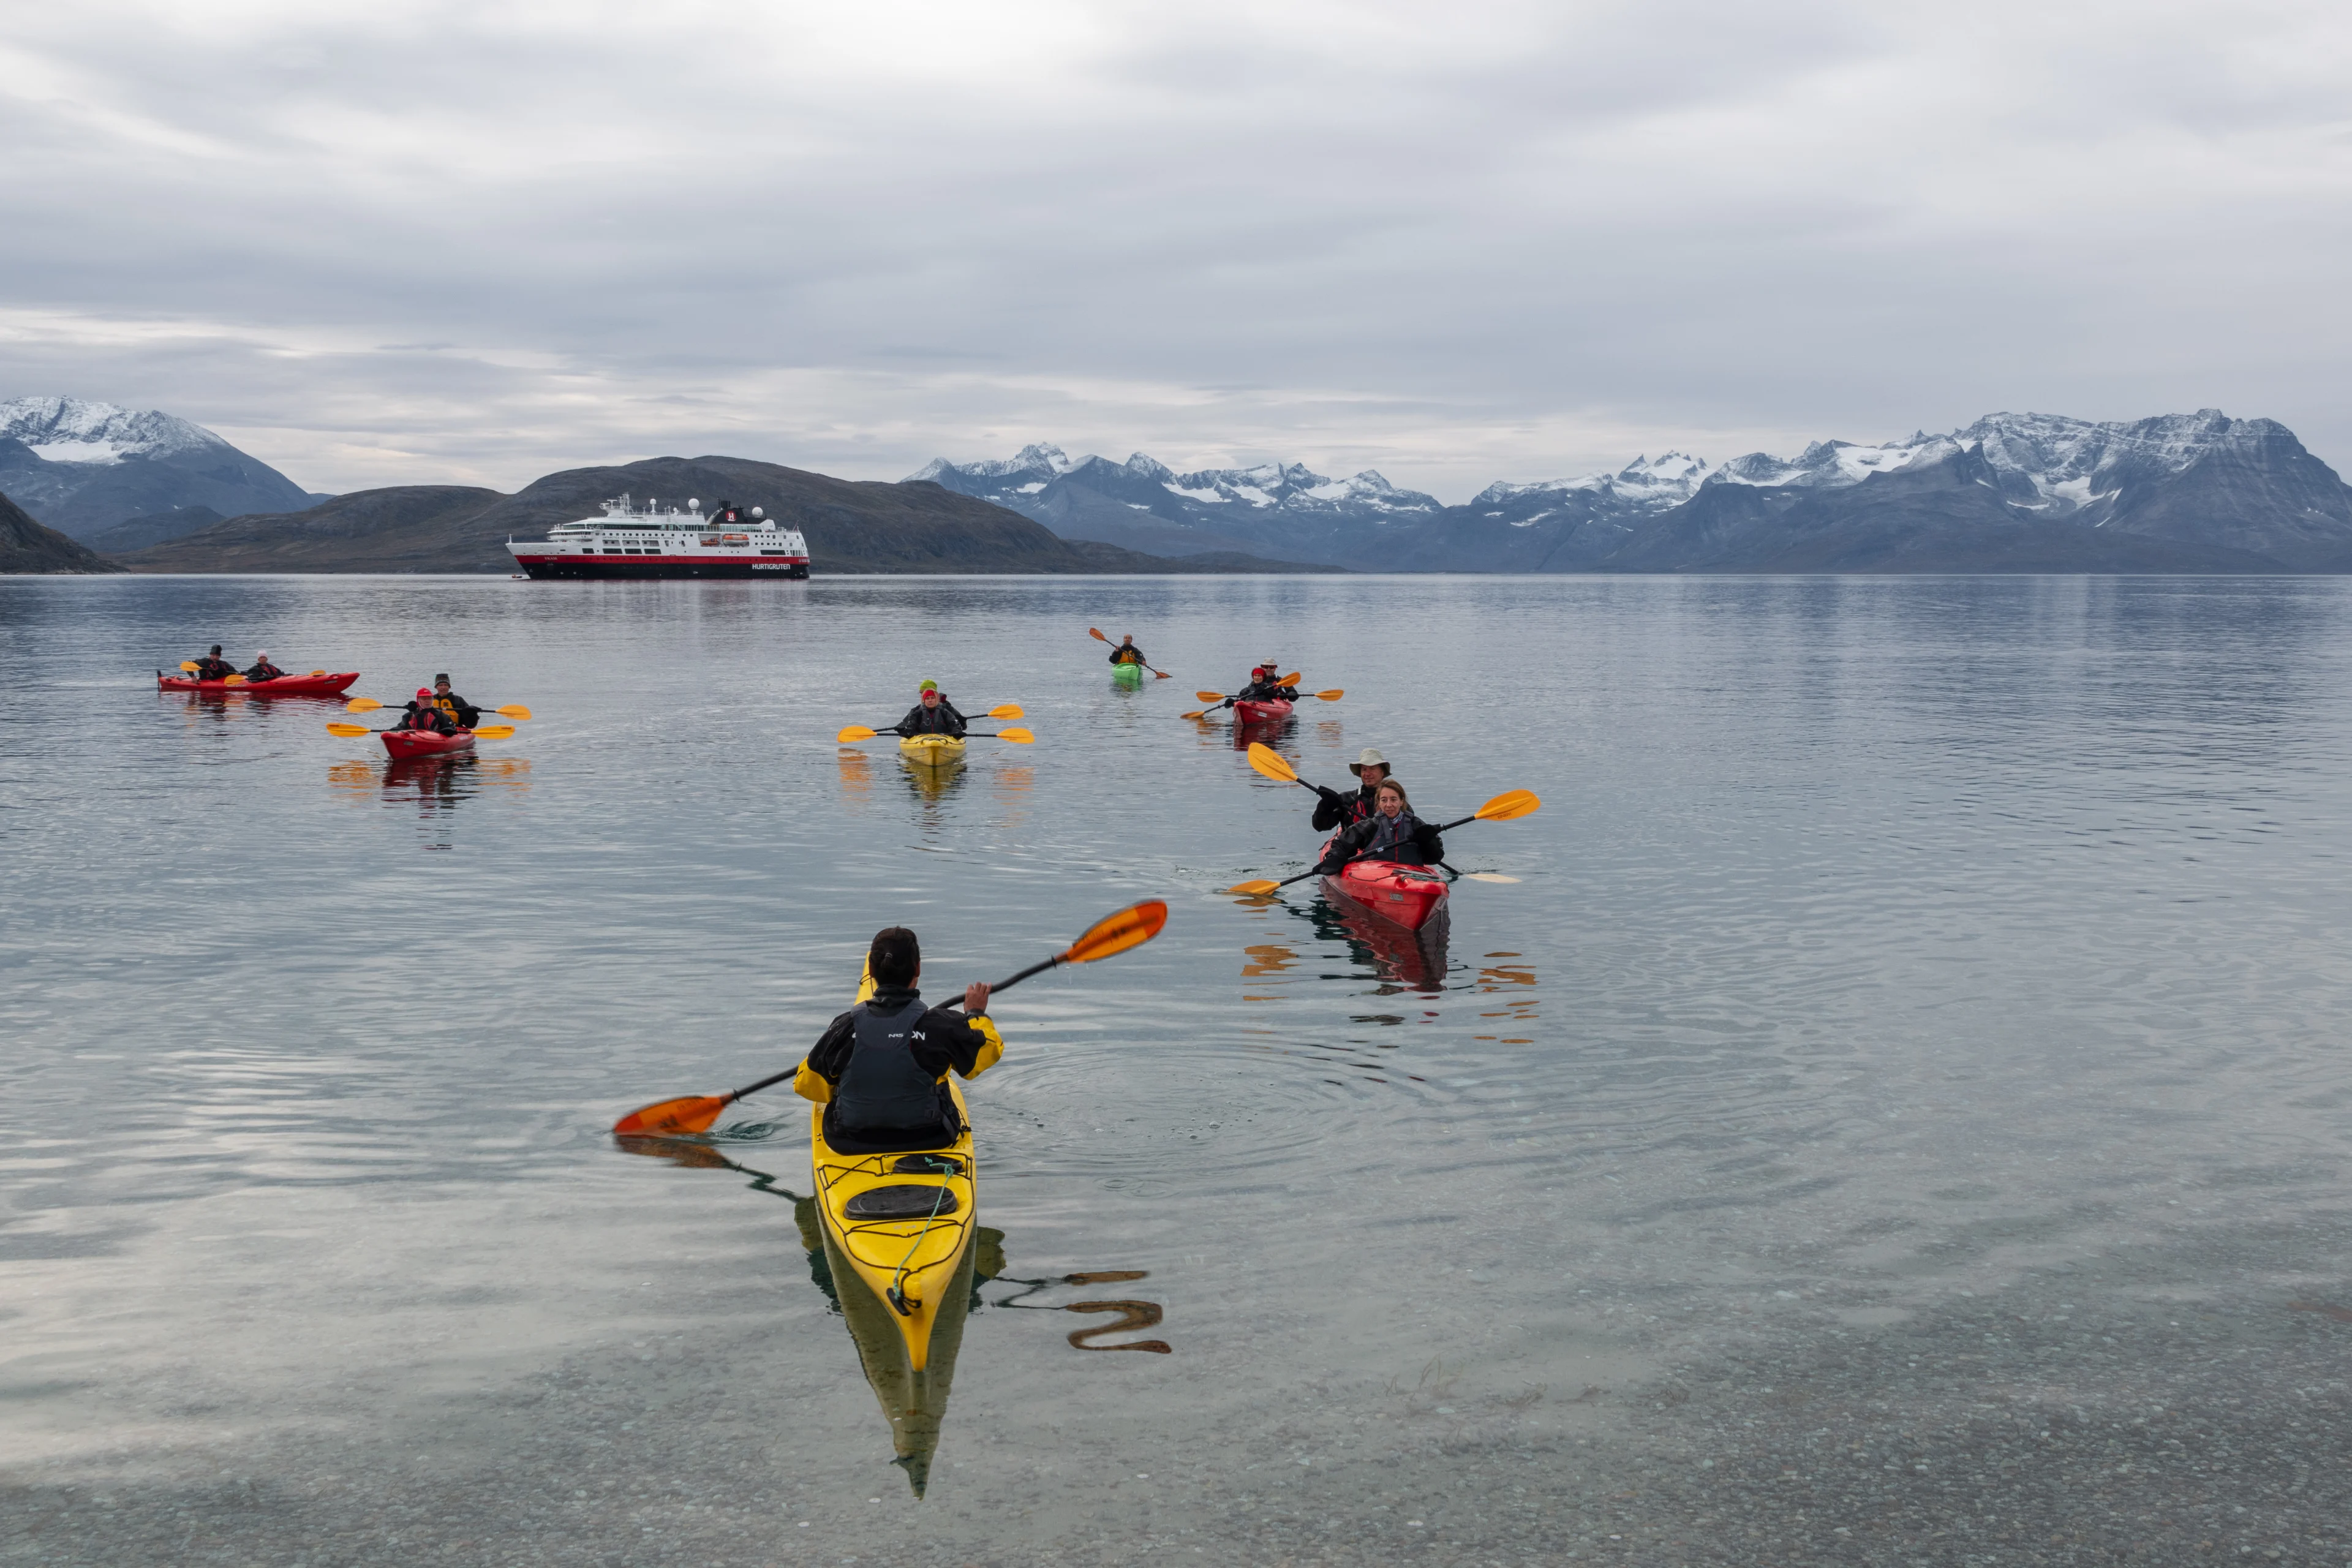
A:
1;1;2348;500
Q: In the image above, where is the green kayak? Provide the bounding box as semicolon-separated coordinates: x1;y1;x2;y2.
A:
1111;661;1144;686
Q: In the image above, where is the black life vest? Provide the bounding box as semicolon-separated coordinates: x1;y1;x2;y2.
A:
834;997;944;1131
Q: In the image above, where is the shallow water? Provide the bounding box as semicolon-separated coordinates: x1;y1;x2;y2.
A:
6;573;2352;1564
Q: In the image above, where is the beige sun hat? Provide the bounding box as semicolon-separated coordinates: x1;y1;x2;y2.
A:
1347;747;1390;777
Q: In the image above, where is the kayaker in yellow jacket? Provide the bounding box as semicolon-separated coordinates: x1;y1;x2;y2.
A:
1107;635;1147;666
794;926;1004;1153
429;674;481;728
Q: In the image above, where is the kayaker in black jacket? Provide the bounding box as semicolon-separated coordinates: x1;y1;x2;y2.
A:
191;646;236;680
1318;777;1444;870
892;682;968;738
1108;635;1147;666
430;674;481;728
396;688;460;734
1235;662;1297;704
243;650;285;682
794;926;1005;1153
1312;747;1391;832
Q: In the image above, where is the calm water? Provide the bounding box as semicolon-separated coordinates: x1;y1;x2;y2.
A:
6;573;2352;1565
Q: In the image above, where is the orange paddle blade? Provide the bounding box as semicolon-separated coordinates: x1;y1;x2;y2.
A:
1476;788;1542;821
1246;742;1298;783
1062;899;1169;964
1180;709;1210;720
178;661;198;672
1088;627;1109;642
1196;690;1226;703
1226;878;1281;896
494;704;533;720
346;698;384;712
223;674;246;685
1313;688;1344;701
989;703;1024;719
326;722;372;737
1279;671;1300;686
309;669;326;677
837;725;878;743
472;724;517;739
1154;670;1170;679
995;727;1034;743
611;1095;728;1137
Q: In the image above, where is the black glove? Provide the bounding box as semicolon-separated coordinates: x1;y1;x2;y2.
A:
1317;785;1344;805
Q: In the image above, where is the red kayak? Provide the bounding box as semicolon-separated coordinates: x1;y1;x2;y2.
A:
1234;698;1294;724
1322;858;1450;934
158;671;359;698
382;727;476;760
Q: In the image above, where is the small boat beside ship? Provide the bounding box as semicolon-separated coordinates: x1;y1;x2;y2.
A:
507;495;810;580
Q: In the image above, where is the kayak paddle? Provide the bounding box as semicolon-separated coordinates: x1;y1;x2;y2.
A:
1090;627;1170;679
1245;742;1329;797
837;704;1023;744
1183;685;1342;720
348;698;533;720
1224;789;1541;895
836;724;1032;744
609;898;1170;1137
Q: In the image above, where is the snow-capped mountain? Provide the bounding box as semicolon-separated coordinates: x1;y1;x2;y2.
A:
908;444;1442;565
919;412;2352;573
0;397;325;545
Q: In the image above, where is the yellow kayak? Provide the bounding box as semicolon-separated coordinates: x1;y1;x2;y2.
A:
897;733;965;767
813;965;978;1373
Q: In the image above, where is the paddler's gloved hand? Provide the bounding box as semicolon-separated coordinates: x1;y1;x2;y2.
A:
1316;785;1345;806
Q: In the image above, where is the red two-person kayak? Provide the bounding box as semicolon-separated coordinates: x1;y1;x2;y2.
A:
158;671;360;698
381;727;476;760
1322;858;1450;933
1234;698;1294;724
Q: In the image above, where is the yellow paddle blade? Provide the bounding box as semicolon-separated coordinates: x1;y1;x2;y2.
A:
1279;671;1300;686
223;674;245;685
989;703;1024;719
472;724;517;739
1246;742;1298;783
1313;688;1344;701
1180;709;1209;720
310;669;326;677
1061;899;1169;964
346;697;384;712
1196;690;1226;703
1226;878;1282;896
494;704;533;720
326;722;373;737
1476;788;1542;821
179;661;198;671
611;1094;727;1137
996;727;1034;744
837;725;878;743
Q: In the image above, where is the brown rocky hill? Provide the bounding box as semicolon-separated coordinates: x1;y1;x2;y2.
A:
115;455;1329;574
2;491;124;573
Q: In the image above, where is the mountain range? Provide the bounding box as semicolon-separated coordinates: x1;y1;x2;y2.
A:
105;454;1329;575
911;410;2352;573
0;398;326;545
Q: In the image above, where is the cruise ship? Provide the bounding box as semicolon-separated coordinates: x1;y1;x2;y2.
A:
507;495;811;579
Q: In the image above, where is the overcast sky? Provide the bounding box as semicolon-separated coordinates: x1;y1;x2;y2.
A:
3;0;2348;500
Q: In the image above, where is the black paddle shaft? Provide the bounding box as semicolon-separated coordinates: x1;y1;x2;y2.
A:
720;951;1072;1100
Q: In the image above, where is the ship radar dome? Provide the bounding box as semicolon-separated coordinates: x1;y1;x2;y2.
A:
687;497;699;510
750;506;764;518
